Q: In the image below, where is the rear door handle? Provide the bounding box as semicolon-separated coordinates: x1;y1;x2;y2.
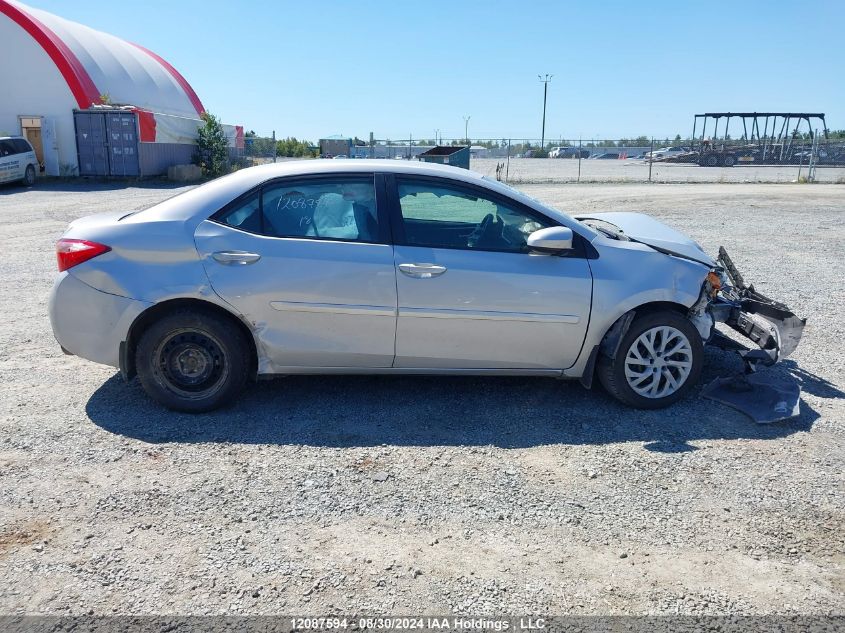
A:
212;251;261;265
398;263;447;278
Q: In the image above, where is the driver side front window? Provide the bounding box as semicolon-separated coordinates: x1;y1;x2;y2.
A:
396;179;551;252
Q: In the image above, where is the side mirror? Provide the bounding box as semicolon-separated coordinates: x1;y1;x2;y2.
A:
527;226;573;254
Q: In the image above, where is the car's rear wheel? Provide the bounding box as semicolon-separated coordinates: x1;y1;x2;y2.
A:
597;311;703;409
136;309;250;412
23;165;36;187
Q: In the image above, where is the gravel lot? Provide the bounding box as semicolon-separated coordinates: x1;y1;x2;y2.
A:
0;177;843;617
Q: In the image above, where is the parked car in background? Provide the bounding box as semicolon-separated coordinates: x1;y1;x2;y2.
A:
49;161;804;412
548;146;588;159
646;146;689;160
0;136;38;186
591;152;620;159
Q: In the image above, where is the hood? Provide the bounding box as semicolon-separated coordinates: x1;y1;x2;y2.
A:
574;211;715;267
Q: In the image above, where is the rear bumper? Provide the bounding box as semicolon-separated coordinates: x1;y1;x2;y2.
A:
49;272;151;368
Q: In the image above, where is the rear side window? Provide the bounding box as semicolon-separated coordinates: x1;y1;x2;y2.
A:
0;140;15;157
11;139;32;154
218;191;261;233
215;176;379;243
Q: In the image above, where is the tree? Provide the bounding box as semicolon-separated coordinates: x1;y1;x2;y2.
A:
276;137;317;157
194;112;229;177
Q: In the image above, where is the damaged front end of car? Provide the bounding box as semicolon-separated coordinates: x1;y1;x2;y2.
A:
688;247;807;422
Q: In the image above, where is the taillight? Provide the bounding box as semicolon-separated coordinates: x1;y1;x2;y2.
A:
56;239;111;272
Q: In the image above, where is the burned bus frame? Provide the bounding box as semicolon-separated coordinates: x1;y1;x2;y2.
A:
692;112;828;166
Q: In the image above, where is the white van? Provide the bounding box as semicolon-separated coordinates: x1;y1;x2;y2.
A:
0;137;39;186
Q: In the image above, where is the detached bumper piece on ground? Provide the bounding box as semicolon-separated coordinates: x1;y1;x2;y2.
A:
702;247;807;423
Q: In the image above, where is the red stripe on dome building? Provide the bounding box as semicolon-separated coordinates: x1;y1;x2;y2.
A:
0;0;100;109
129;42;205;116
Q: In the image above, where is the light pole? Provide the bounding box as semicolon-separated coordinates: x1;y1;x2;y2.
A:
538;74;553;154
435;129;440;145
463;115;471;145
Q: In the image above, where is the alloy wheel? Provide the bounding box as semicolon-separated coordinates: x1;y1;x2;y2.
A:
623;325;693;399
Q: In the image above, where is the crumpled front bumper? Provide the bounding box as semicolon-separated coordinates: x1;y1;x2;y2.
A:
690;247;806;367
720;284;806;364
688;247;807;423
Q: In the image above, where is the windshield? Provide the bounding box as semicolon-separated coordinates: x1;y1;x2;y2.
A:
481;176;547;207
479;176;594;237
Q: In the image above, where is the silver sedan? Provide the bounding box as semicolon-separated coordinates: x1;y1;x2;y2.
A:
49;160;803;412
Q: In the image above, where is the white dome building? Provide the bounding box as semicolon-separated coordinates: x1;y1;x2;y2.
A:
0;0;238;176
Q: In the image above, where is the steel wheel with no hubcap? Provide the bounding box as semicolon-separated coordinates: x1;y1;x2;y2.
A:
153;329;228;400
136;309;251;412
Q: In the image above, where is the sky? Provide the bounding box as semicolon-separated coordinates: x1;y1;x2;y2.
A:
25;0;845;142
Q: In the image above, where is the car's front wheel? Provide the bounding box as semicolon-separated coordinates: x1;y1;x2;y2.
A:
597;311;703;408
136;309;250;412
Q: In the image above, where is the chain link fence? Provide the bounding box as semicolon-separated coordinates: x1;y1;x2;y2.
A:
226;133;845;184
365;137;845;184
228;134;318;168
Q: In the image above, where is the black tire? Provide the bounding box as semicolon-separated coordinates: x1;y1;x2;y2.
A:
703;154;719;167
23;165;36;187
597;311;704;409
723;154;736;167
136;309;250;412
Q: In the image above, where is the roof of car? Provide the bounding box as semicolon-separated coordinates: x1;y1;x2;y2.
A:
239;158;488;181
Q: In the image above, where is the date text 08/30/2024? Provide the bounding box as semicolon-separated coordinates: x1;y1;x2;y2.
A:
289;618;546;630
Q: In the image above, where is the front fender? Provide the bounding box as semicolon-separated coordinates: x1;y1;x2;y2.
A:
564;243;708;378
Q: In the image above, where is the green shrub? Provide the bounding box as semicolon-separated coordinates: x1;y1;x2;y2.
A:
194;112;229;178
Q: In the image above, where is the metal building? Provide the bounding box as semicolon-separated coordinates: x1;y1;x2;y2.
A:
0;0;242;176
319;136;353;158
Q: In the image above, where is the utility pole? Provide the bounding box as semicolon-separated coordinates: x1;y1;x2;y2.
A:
463;115;471;146
435;129;440;145
538;74;553;154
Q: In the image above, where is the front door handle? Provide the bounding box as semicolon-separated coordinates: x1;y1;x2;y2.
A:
212;251;261;265
398;263;447;279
